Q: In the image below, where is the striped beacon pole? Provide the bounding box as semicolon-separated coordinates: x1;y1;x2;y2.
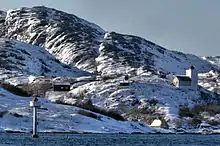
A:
30;97;41;138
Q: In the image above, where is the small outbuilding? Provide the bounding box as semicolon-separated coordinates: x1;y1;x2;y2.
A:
53;82;70;91
150;119;162;128
150;119;169;129
173;75;192;88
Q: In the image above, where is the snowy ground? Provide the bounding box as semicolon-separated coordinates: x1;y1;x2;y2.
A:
1;70;220;134
0;88;154;133
1;6;220;135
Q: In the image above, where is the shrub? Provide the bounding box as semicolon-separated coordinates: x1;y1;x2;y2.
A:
192;104;220;116
77;110;100;120
186;117;202;127
123;105;157;123
208;120;220;126
179;104;220;127
9;112;23;118
21;81;52;97
1;83;30;97
99;110;125;121
78;99;125;121
0;110;8;118
148;98;158;106
179;104;220;118
179;106;194;118
57;98;125;121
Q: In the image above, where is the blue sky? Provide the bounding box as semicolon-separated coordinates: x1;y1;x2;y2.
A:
0;0;220;56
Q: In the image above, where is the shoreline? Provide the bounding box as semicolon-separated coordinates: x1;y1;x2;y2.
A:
1;130;220;135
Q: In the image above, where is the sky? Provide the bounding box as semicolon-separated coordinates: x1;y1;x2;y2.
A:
0;0;220;56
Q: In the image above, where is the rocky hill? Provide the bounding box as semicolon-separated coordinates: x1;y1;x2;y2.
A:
0;6;220;132
1;6;218;76
3;6;105;73
0;38;89;78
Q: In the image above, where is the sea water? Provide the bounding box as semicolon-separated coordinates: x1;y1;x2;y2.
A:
0;133;220;146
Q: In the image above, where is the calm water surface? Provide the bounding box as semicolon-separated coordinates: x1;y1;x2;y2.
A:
0;133;220;146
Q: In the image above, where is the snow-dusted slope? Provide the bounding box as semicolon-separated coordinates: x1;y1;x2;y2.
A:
0;6;220;132
0;38;89;77
0;88;153;133
199;70;220;94
198;57;220;93
46;72;220;129
4;6;105;73
48;74;201;127
2;6;216;76
97;32;215;76
202;56;220;68
0;11;6;37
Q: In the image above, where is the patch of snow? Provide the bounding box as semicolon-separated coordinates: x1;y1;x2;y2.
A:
0;88;153;133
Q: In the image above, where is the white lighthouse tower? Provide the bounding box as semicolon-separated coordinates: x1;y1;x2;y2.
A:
30;97;41;138
185;66;198;90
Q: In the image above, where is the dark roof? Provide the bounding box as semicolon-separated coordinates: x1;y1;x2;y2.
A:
176;76;191;81
189;66;195;70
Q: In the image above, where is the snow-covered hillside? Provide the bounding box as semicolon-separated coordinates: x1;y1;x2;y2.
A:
0;88;153;133
0;6;220;133
3;6;105;73
0;38;89;78
47;73;219;128
198;56;220;94
1;6;218;76
97;32;216;76
202;56;220;69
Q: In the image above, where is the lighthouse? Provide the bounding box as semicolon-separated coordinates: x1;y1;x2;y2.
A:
30;97;41;138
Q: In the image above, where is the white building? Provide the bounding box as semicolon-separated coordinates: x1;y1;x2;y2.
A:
150;119;169;129
173;66;198;90
150;119;162;128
